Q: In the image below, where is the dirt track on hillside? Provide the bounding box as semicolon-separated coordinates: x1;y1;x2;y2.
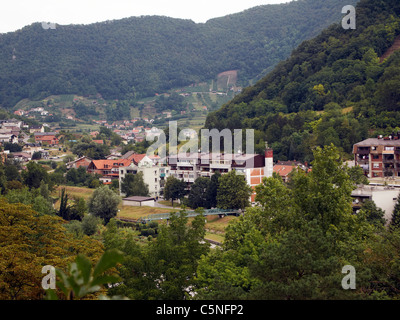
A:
380;35;400;62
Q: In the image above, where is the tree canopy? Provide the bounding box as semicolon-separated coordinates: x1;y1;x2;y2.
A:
120;172;149;197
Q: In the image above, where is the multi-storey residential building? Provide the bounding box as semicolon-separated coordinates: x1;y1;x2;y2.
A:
353;135;400;178
167;145;273;203
119;155;162;198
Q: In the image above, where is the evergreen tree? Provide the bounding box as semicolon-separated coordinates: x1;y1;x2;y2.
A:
206;172;221;209
188;177;210;209
391;193;400;230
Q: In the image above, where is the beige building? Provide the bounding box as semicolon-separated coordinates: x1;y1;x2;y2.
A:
351;185;400;224
119;155;163;198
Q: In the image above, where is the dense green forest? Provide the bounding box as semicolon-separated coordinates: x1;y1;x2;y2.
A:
205;0;400;162
0;0;357;108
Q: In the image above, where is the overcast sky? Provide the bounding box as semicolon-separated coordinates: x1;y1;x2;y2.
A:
0;0;290;33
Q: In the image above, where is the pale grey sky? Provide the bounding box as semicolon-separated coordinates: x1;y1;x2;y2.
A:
0;0;290;33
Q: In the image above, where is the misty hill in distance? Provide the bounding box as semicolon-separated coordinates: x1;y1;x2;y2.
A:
0;0;358;108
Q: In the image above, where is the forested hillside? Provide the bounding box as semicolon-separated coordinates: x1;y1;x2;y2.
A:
205;0;400;162
0;0;357;108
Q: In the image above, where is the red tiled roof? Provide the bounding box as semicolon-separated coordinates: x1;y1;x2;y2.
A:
273;165;296;177
90;159;131;170
130;154;146;165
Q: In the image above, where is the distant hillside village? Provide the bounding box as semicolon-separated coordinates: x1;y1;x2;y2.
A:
1;115;400;223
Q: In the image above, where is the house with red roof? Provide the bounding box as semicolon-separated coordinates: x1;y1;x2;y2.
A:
34;132;59;145
87;159;132;178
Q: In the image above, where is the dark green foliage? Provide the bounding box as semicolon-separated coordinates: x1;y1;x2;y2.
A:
87;186;121;224
120;172;149;197
107;211;209;300
4;161;21;182
359;199;386;227
205;0;400;161
154;93;186;112
81;214;102;236
120;140;151;155
57;188;83;221
73;102;99;118
3;142;22;152
105;101;131;122
391;194;400;230
32;151;42;160
65;166;101;188
71;142;110;160
0;0;357;107
188;177;211;209
217;170;252;210
195;145;389;300
4;186;55;215
206;172;221;209
163;176;187;206
137;222;159;237
22;161;50;189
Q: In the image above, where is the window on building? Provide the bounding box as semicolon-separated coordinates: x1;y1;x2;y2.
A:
373;163;379;169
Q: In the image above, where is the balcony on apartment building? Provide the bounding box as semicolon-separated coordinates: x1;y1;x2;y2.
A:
356;154;369;165
209;159;231;169
356;146;370;155
383;154;395;164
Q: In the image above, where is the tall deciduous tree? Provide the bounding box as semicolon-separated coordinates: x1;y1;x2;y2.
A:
87;186;121;224
163;176;186;206
120;172;149;197
206;172;221;209
196;145;376;300
0;198;104;300
108;211;209;300
188;177;211;209
23;161;49;189
217;170;252;210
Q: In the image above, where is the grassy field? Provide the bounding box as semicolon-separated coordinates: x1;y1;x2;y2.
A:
54;185;95;200
118;205;177;221
205;215;237;234
53;185;237;243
